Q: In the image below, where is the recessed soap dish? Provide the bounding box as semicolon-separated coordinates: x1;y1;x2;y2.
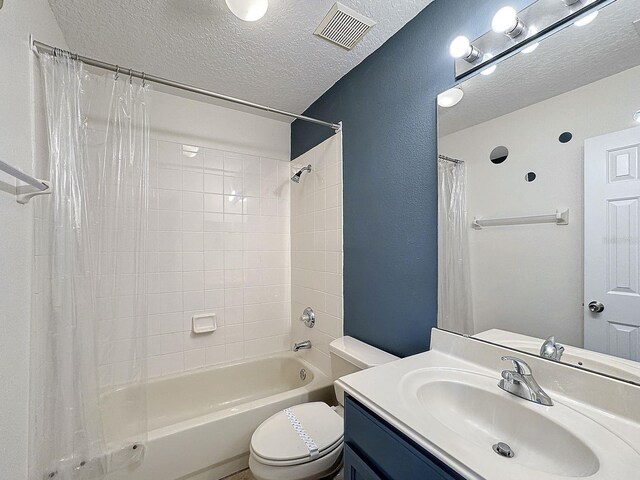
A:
192;313;217;334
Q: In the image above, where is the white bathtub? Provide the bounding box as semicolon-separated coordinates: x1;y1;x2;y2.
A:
104;352;334;480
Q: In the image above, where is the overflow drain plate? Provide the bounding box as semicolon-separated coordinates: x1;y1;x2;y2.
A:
492;442;514;458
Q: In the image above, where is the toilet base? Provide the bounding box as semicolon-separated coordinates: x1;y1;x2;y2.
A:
249;446;343;480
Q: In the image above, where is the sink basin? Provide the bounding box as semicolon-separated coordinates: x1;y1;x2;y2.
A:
337;333;640;480
404;369;599;477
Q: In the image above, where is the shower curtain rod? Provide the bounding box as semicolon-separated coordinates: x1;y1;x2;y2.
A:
438;154;463;164
31;38;342;132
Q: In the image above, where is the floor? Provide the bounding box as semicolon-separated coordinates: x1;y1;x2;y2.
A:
222;469;344;480
222;470;255;480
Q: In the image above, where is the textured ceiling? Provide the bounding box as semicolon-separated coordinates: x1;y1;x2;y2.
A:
47;0;434;119
440;0;640;136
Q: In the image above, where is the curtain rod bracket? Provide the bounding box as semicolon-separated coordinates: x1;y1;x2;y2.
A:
16;180;52;205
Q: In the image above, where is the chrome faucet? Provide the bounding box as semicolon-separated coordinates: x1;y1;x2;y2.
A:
540;336;565;361
498;356;553;406
293;340;312;352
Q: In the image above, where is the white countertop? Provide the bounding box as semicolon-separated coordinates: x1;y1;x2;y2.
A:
336;331;640;480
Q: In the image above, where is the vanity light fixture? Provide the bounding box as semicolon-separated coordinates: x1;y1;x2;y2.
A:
451;0;608;78
492;6;528;39
437;87;464;108
449;36;482;63
225;0;269;21
633;111;640;123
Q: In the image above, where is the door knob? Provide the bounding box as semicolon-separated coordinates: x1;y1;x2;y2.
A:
588;301;605;313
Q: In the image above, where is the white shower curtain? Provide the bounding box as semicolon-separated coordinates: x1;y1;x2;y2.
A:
30;51;149;480
437;157;474;335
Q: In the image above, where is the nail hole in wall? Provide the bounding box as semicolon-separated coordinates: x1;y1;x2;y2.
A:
559;132;573;143
490;146;509;164
525;172;537;182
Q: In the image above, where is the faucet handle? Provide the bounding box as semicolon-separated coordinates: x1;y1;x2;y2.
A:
501;369;522;385
501;356;532;375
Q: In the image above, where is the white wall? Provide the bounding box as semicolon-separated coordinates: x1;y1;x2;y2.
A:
290;133;344;375
0;1;67;478
440;65;640;347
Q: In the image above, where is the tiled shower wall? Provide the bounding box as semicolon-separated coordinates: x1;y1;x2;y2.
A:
146;139;291;377
290;133;344;375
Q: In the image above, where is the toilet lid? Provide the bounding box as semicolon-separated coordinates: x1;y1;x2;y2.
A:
251;402;343;466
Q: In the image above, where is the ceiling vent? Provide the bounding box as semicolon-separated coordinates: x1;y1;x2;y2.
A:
314;3;376;50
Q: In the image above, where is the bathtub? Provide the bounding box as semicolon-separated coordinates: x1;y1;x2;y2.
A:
104;352;334;480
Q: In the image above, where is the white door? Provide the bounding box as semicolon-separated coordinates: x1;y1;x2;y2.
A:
584;126;640;361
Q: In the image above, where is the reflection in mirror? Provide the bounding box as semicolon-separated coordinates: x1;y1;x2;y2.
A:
437;0;640;385
490;146;509;164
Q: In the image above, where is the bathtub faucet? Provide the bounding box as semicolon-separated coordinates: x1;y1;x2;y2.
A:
293;340;312;352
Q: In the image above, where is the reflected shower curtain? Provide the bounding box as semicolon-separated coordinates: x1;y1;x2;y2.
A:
437;157;474;335
30;51;149;480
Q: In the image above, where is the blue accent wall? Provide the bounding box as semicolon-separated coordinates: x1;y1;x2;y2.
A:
291;0;530;357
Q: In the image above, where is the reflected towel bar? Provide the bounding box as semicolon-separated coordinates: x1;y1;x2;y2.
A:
0;158;51;204
472;208;569;230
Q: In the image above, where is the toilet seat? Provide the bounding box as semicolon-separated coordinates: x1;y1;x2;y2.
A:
249;402;344;480
250;402;344;467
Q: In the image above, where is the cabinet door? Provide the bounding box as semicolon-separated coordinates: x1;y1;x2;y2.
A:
344;444;384;480
345;396;465;480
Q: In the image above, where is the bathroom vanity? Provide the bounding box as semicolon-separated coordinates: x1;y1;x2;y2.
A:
344;396;464;480
336;330;640;480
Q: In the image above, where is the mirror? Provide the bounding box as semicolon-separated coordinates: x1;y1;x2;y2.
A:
437;0;640;385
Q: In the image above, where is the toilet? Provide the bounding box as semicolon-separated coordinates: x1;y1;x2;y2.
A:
249;336;398;480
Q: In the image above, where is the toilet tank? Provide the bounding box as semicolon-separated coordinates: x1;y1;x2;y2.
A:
329;336;398;406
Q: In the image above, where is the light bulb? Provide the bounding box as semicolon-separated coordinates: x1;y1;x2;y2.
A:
437;88;464;108
492;7;519;33
574;10;598;26
449;36;471;59
634;111;640;123
225;0;269;22
480;54;497;76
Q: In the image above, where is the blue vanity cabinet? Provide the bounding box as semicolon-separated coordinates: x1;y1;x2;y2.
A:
344;395;467;480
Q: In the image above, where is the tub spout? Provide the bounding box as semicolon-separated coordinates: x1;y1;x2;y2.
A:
293;340;312;352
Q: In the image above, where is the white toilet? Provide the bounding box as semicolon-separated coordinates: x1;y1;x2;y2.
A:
249;336;398;480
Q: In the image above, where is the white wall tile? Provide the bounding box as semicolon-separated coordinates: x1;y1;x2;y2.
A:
290;134;343;376
184;348;206;371
204;174;224;194
106;138;293;379
183;192;204;212
204;193;224;213
182;171;204;192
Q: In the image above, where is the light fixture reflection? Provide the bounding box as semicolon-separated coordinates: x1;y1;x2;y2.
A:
480;54;497;76
182;145;200;158
574;10;598;26
521;27;539;54
437;88;464;108
225;0;269;21
574;0;598;27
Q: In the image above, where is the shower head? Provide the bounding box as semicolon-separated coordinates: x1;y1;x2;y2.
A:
291;164;312;183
